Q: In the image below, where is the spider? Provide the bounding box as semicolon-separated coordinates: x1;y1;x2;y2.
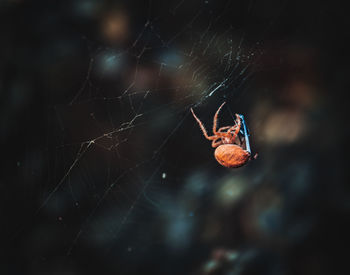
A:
190;102;256;168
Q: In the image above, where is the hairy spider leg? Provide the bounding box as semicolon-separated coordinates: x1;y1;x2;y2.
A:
216;114;241;144
224;126;239;142
190;107;229;140
217;126;233;132
212;102;241;141
211;137;224;148
239;114;251;154
212;102;226;135
190;108;217;140
228;114;241;142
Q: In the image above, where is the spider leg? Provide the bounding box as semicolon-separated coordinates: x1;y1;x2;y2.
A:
211;138;223;148
217;126;238;141
225;125;239;142
230;114;241;142
213;102;226;135
217;126;233;132
218;125;240;142
222;125;238;133
215;129;233;138
190;108;217;140
191;107;229;140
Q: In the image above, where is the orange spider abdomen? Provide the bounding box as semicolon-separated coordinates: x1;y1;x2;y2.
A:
214;144;251;168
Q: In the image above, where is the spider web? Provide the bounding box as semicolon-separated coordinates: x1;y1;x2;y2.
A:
5;0;348;274
32;0;266;270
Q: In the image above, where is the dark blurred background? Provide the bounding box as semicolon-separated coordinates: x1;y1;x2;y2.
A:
1;0;349;274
